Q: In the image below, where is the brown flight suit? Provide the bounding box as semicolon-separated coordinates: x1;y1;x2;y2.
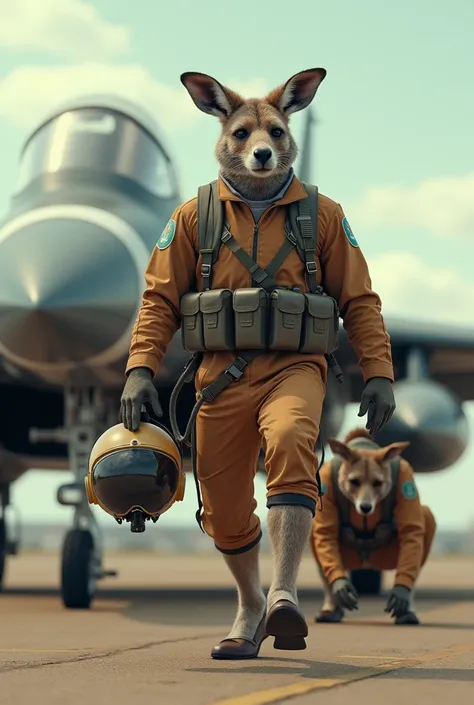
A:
125;175;394;553
310;459;437;589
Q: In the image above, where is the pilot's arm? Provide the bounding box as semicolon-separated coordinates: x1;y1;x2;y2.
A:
319;202;395;434
312;467;346;585
318;202;394;384
126;199;198;377
392;461;425;590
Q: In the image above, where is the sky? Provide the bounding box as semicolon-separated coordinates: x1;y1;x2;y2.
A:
1;1;474;530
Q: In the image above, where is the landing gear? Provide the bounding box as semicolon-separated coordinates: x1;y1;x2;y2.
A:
350;569;382;595
0;517;6;592
0;484;17;593
30;387;117;608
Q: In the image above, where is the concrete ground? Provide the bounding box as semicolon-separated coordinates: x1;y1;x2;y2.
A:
0;552;473;705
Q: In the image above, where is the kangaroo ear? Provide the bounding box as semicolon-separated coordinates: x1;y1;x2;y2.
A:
328;437;360;464
376;441;410;463
266;68;326;116
180;72;244;118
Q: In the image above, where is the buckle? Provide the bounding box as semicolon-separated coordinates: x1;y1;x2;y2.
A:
221;229;231;243
286;230;297;245
306;261;317;274
200;387;215;402
296;215;311;221
201;264;211;275
224;364;244;382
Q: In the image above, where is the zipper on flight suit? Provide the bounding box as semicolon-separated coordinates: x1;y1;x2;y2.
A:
251;222;259;261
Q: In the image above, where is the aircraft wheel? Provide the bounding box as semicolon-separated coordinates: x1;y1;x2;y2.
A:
0;519;6;592
61;529;95;609
350;568;382;595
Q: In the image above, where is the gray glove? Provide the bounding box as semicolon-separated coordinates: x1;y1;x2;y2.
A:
331;577;358;610
385;585;411;618
358;377;396;435
119;367;162;432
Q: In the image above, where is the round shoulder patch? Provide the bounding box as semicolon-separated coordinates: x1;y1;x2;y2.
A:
401;480;417;500
157;218;176;250
342;217;358;247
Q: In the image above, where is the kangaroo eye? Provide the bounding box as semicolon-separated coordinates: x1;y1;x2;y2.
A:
271;127;284;138
349;478;360;488
234;128;248;139
373;480;383;488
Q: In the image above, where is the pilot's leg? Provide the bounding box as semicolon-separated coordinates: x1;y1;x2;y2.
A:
258;363;325;648
195;380;266;659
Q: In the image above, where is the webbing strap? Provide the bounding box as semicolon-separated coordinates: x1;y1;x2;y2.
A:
220;226;299;291
381;457;401;523
197;179;320;294
288;189;319;294
198;181;223;291
220;228;280;292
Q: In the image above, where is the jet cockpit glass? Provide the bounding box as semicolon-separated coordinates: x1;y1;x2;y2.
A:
14;107;178;199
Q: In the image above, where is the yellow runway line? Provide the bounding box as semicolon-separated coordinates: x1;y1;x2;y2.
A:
210;641;474;705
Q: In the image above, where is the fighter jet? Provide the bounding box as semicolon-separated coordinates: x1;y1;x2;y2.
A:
0;98;472;607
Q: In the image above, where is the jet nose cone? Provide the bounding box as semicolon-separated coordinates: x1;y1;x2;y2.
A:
0;214;141;366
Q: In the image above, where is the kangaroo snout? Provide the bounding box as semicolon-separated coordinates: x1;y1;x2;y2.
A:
359;502;373;515
253;147;272;165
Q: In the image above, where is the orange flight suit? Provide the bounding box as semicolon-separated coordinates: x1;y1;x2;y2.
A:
125;175;394;553
310;459;437;589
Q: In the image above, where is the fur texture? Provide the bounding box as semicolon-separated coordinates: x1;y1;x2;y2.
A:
180;68;326;200
266;505;313;608
223;544;266;641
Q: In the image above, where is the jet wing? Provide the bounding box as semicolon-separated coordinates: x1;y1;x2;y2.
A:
336;316;474;404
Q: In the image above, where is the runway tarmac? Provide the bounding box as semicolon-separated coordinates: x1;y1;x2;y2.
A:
1;552;473;704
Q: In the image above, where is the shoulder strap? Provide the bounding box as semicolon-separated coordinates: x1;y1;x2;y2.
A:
287;182;319;293
381;457;401;522
197;180;224;291
330;457;351;524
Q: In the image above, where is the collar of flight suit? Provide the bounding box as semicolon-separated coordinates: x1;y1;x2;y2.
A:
216;172;309;207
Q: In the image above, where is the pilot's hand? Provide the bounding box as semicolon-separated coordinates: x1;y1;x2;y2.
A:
119;367;162;432
331;578;358;610
384;585;411;618
358;377;395;435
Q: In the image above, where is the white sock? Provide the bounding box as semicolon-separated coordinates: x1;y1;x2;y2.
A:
223;543;267;641
266;505;313;609
316;560;336;611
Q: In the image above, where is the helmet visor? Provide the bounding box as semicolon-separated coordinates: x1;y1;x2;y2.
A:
92;448;179;516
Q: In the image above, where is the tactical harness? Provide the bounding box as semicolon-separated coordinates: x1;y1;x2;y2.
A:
169;180;344;530
331;438;400;562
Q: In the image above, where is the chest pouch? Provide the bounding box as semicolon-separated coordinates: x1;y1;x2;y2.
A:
299;293;339;355
180;292;205;352
233;288;269;350
200;288;234;351
268;289;305;351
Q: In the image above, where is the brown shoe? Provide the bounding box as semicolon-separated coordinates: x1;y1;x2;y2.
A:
265;599;308;650
211;616;267;660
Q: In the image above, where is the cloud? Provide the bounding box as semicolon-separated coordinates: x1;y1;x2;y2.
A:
0;1;131;57
350;173;474;239
367;251;474;325
0;63;269;135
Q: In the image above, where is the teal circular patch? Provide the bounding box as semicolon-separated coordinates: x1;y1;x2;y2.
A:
157;219;176;250
320;483;327;496
401;480;417;500
342;217;358;247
